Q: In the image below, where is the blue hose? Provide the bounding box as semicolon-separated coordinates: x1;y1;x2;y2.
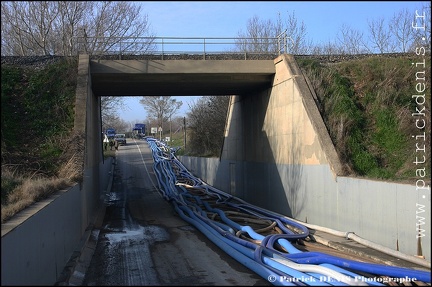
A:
173;201;298;286
146;138;431;286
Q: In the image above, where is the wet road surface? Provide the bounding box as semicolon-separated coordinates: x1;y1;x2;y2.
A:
81;139;271;286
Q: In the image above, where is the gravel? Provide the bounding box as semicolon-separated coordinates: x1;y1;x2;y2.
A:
1;52;412;68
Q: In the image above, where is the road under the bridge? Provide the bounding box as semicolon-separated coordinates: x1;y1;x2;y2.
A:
78;138;271;286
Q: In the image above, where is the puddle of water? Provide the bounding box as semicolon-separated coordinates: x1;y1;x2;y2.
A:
104;192;122;204
104;225;169;245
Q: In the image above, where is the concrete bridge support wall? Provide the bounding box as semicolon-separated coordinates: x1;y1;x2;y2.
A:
218;54;343;217
74;54;105;235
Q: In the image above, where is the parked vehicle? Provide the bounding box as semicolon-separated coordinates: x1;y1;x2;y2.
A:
114;133;127;145
132;123;146;138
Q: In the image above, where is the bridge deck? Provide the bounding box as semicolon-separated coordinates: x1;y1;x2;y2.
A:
90;59;276;96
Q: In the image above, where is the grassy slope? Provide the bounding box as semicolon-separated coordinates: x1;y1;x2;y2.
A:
1;58;80;222
1;58;78;176
297;54;431;182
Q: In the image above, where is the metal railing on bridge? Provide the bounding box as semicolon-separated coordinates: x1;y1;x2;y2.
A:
74;32;293;60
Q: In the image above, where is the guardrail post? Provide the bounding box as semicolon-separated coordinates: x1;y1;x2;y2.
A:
119;41;122;60
203;38;206;60
277;29;289;55
162;38;164;60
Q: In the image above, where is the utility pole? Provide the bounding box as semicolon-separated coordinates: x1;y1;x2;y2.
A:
183;117;186;151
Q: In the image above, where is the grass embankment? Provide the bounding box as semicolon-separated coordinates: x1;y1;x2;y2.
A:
1;58;81;223
297;55;431;181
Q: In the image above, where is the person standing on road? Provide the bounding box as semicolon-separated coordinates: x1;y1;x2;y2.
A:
109;139;115;150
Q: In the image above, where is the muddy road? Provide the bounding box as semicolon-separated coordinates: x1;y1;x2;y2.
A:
81;139;271;286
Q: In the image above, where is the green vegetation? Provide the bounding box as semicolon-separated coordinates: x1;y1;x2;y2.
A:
297;54;431;181
1;58;80;223
169;134;187;156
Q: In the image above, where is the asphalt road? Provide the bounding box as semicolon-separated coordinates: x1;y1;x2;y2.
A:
81;138;271;286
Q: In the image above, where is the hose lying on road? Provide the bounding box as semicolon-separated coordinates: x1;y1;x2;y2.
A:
286;218;431;269
146;138;431;286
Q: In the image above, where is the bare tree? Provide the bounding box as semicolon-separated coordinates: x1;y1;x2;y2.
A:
337;23;369;54
102;113;128;134
390;8;415;52
0;1;157;130
310;40;344;56
367;17;394;53
235;12;311;55
1;3;22;55
54;1;92;56
100;96;126;130
1;1;59;56
1;1;155;56
235;15;279;53
139;96;182;136
187;96;230;156
277;11;312;55
81;1;156;55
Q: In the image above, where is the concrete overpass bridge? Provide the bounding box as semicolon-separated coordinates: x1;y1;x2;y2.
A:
78;53;429;263
2;53;430;285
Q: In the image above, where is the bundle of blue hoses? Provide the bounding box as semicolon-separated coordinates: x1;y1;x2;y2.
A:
146;138;431;286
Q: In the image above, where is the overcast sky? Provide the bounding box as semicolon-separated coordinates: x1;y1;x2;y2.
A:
118;1;428;124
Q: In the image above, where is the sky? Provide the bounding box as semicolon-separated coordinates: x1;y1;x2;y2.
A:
118;1;428;124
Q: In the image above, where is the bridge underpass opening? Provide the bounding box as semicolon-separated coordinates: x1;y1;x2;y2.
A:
93;58;276;144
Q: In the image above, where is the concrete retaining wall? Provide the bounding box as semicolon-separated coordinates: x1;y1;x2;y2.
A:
178;156;431;262
1;158;113;285
1;53;111;286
